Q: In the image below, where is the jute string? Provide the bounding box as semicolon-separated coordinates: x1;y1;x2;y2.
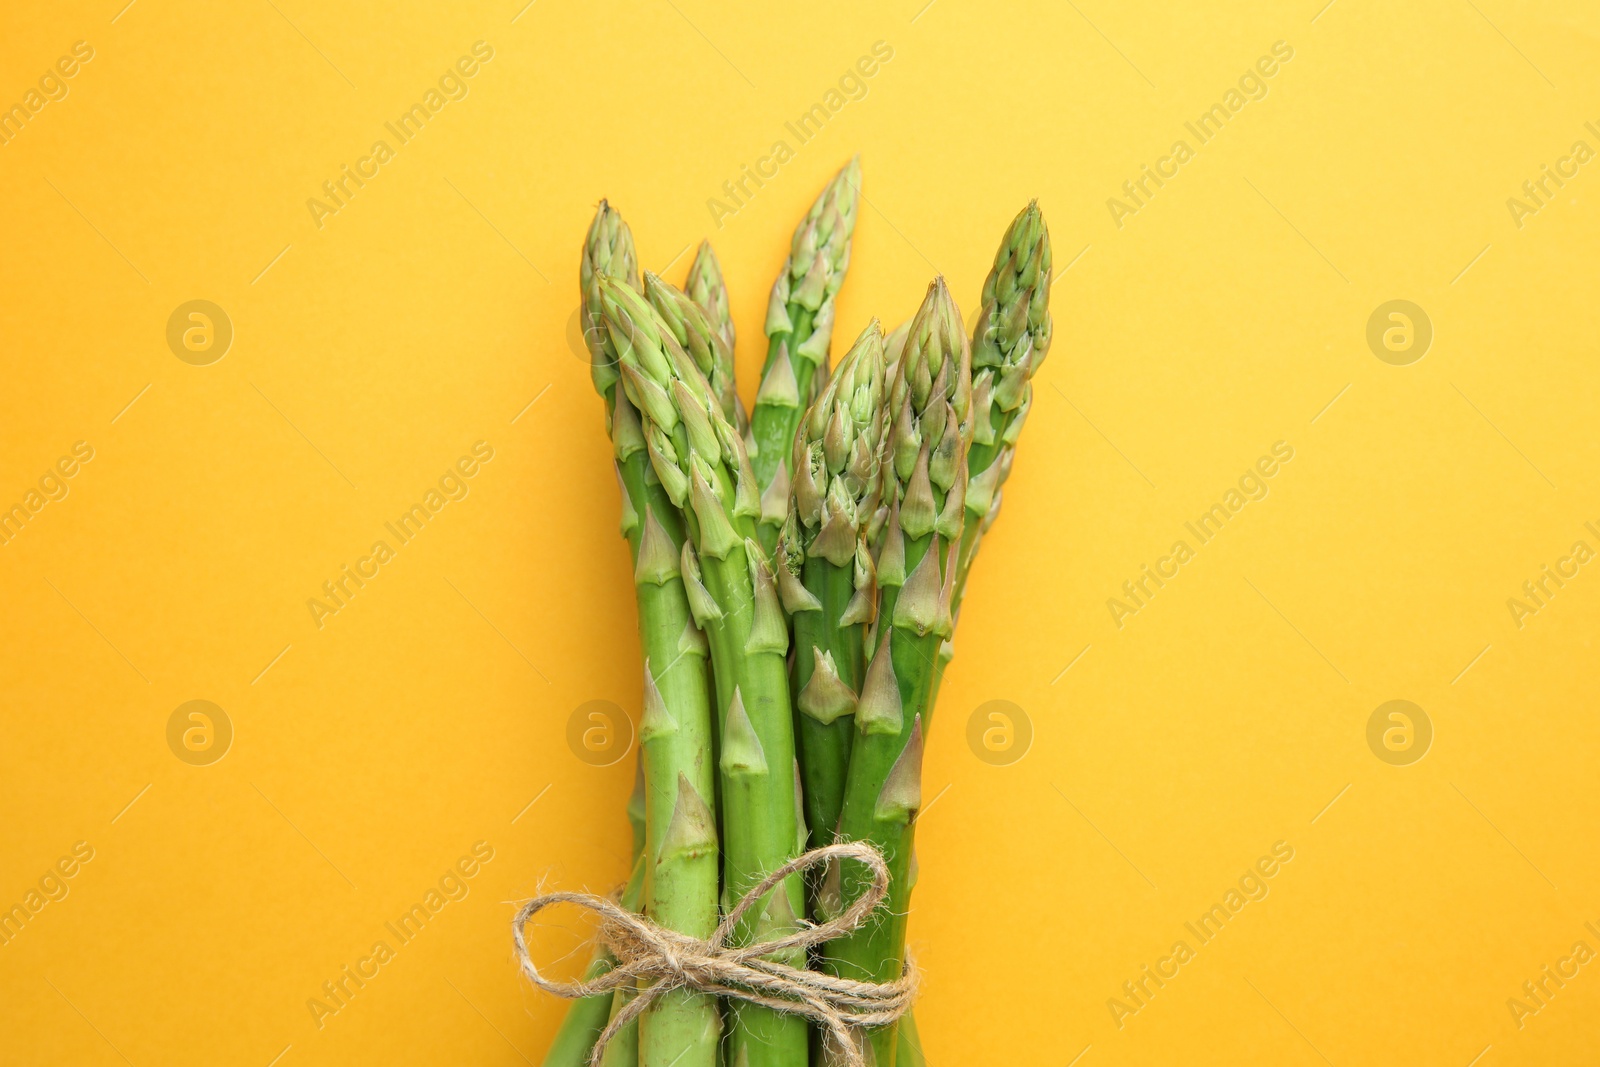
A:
512;841;915;1067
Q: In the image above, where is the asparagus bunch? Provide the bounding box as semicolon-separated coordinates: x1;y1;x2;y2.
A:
823;279;973;1067
750;159;863;553
598;273;809;1067
547;172;1050;1067
579;204;722;1067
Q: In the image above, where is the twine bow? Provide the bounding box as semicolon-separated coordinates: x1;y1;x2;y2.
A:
512;840;914;1067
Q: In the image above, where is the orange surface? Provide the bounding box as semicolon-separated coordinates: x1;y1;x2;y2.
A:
3;2;1599;1064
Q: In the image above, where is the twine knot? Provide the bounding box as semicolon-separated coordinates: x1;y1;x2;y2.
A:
513;841;914;1067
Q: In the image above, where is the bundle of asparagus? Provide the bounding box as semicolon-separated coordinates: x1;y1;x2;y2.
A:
530;160;1052;1067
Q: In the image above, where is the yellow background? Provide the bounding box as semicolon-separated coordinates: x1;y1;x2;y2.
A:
3;1;1599;1063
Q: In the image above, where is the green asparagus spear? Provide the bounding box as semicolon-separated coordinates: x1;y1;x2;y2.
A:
680;243;736;848
883;319;910;384
542;764;648;1067
626;426;722;1067
581;200;640;397
627;753;648;859
823;278;973;1067
630;449;722;1066
541;962;614;1067
684;242;739;402
582;203;722;1067
896;1008;926;1067
598;274;808;1067
750;159;862;554
781;321;891;852
927;203;1053;704
593;853;648;1067
653;265;744;439
560;202;644;1067
955;201;1052;610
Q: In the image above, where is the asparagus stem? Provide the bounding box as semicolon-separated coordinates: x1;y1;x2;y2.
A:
626;458;722;1067
599;275;808;1067
542;767;648;1067
896;1009;926;1067
783;322;891;857
824;280;972;1067
539;954;619;1067
594;854;648;1067
584;203;721;1067
750;159;862;555
554;202;646;1067
627;754;648;860
790;557;858;848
